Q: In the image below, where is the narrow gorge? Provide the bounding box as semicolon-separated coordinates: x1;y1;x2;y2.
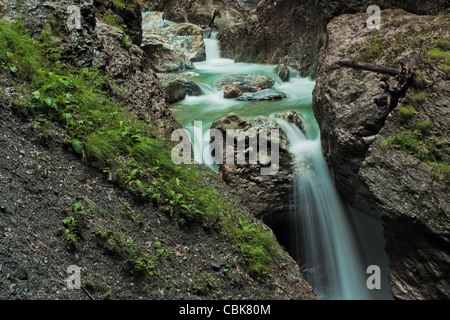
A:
0;0;448;303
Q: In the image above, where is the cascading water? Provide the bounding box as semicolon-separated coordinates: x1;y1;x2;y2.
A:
276;120;371;300
204;32;221;62
162;23;392;300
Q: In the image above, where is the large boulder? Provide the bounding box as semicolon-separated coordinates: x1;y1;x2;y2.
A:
163;79;186;103
163;79;203;103
141;16;205;72
237;89;286;101
215;74;275;93
182;80;203;96
275;64;290;82
141;33;192;73
313;10;450;299
223;85;242;99
210;112;304;226
159;23;205;63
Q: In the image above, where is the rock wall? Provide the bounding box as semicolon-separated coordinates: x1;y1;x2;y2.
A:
217;0;448;77
313;9;450;299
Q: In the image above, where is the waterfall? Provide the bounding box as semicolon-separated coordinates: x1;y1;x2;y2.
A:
165;16;392;298
204;32;221;61
276;119;371;300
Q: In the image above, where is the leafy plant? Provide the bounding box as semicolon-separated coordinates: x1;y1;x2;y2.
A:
58;202;91;248
397;105;417;123
416;120;433;135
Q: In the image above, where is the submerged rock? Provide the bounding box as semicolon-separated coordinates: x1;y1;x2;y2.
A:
164;80;186;103
215;74;275;93
276;111;306;136
223;85;242;99
164;79;203;103
237;89;286;101
182;80;203;96
275;64;290;82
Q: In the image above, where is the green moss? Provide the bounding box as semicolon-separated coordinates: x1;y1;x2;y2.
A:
427;48;450;64
413;72;428;89
102;14;126;31
434;39;450;51
411;91;427;104
416;120;433;135
397;105;417;122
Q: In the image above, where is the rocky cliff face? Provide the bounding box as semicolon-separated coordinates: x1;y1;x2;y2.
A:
313;9;450;299
216;0;448;77
141;0;447;78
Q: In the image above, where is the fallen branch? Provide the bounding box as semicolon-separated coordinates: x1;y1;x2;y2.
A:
338;60;400;76
338;60;416;111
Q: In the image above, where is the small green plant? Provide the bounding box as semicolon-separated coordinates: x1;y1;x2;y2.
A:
123;35;130;50
416;120;433;135
411;91;427;104
124;239;158;278
154;241;165;255
413;72;428;89
397;105;417;122
102;14;127;31
192;272;215;295
389;131;418;152
122;202;141;223
58;202;91;247
434;39;450;51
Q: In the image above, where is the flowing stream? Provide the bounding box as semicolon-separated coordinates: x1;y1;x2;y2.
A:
165;28;392;300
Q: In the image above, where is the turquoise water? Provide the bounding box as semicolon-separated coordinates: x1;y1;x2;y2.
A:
166;32;392;300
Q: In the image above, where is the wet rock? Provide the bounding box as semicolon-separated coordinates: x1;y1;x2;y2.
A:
164;79;203;102
276;111;306;136
141;20;205;71
141;33;192;73
211;113;295;225
237;89;286;101
182;80;202;96
215;74;275;93
164;80;186;103
223;85;242;99
275;64;290;82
